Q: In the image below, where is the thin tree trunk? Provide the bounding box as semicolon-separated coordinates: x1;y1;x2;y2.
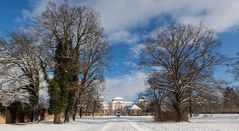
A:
189;90;192;117
79;107;83;118
72;107;77;121
189;98;192;117
92;100;96;117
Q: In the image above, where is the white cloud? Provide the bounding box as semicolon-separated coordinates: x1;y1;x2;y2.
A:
88;0;239;33
104;71;148;102
123;61;138;68
174;0;239;32
130;44;145;58
107;30;139;44
90;0;160;32
22;0;239;43
23;0;51;18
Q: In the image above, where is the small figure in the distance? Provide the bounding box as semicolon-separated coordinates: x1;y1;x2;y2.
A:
116;111;120;118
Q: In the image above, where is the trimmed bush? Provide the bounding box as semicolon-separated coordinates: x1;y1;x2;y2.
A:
154;111;188;122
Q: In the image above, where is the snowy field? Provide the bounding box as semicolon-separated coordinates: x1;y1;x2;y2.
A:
1;114;239;131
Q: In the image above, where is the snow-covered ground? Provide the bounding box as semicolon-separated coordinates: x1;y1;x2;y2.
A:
1;114;239;131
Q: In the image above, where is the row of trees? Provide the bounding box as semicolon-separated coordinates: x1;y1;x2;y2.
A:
140;83;239;117
0;1;109;124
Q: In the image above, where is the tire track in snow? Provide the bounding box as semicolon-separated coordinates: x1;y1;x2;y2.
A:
129;122;156;131
98;122;138;131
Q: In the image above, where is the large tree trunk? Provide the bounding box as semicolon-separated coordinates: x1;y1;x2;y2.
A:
175;93;184;122
64;107;70;123
177;102;183;122
54;113;62;124
157;103;162;121
72;96;80;121
64;113;70;123
33;103;39;123
7;104;18;123
64;91;76;123
39;109;46;121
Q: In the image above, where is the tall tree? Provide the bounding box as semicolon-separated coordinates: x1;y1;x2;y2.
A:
35;1;105;123
141;24;222;122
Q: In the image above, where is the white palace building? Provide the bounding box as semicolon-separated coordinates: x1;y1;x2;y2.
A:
111;97;133;115
110;96;149;116
98;96;150;116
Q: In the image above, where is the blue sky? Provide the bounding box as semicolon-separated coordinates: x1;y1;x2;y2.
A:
1;0;239;102
0;1;28;36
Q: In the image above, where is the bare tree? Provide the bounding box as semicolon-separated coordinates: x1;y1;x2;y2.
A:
71;31;109;120
141;24;222;122
0;31;46;123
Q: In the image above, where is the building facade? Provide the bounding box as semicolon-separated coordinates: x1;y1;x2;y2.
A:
111;97;133;115
97;96;150;116
129;104;143;116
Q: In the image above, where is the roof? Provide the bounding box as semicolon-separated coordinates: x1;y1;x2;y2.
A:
138;99;145;102
125;101;134;106
112;97;124;101
130;104;142;110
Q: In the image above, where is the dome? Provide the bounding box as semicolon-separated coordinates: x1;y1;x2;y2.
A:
112;97;124;101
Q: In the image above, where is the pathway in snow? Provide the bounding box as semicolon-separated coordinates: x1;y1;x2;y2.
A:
76;116;155;131
0;116;155;131
1;115;239;131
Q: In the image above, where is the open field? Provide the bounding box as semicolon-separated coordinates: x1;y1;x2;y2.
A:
0;114;239;131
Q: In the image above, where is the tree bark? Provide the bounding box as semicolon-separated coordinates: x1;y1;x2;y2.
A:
92;100;96;117
72;107;77;121
33;98;39;124
177;103;183;122
79;107;83;118
189;98;192;117
64;111;70;123
54;113;62;124
33;103;39;123
64;105;72;123
72;96;80;121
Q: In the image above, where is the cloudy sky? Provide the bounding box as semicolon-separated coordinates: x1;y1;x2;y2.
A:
1;0;239;102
